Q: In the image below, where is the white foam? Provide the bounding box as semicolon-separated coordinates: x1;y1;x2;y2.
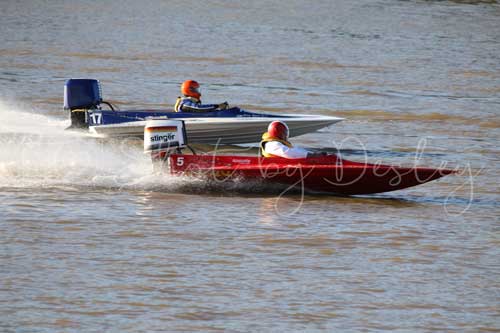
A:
0;99;70;135
0;100;169;189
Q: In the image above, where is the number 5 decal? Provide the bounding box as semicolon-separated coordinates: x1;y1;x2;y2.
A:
176;157;184;166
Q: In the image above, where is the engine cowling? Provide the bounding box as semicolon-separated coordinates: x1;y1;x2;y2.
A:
64;79;102;110
64;79;102;129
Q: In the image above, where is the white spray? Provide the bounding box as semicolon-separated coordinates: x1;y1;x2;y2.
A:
0;100;164;189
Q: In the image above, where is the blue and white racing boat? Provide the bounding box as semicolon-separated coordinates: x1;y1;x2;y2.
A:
65;79;343;144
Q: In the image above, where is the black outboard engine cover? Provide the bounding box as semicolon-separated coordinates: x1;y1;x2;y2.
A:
64;79;102;129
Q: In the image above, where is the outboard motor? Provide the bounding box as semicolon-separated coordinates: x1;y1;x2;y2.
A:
144;120;189;169
64;79;102;129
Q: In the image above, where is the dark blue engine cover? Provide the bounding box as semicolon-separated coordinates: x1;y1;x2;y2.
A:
64;79;102;110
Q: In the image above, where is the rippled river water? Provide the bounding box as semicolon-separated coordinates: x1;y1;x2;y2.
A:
1;1;499;332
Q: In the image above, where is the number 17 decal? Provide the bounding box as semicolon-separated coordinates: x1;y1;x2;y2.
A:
90;113;102;125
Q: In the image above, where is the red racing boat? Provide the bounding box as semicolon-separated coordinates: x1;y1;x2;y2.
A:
161;154;455;195
145;119;455;195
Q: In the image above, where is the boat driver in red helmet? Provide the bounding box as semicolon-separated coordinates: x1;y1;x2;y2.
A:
260;121;327;159
174;80;229;112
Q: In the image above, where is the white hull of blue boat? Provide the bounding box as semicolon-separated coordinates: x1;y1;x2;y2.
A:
89;114;343;144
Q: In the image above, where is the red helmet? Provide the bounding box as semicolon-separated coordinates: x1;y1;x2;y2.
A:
267;121;289;141
181;80;201;99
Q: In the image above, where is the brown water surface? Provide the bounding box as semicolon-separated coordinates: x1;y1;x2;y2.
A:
1;0;499;332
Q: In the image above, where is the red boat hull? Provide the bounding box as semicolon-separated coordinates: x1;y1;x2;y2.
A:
164;154;454;195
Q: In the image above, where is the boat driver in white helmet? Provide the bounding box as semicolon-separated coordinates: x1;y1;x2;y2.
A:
260;121;326;159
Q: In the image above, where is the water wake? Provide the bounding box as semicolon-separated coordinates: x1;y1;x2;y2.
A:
0;100;176;190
